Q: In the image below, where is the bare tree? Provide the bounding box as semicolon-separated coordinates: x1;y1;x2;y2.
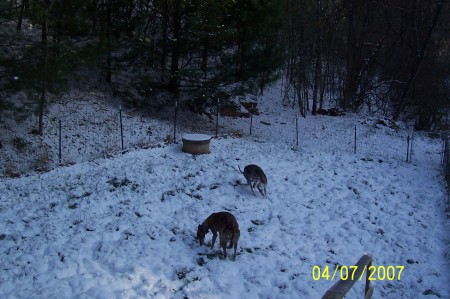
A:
393;0;444;121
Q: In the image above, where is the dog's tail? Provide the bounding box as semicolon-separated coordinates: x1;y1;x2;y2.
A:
238;165;243;174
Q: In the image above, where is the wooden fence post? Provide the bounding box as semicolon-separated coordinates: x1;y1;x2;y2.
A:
322;255;374;299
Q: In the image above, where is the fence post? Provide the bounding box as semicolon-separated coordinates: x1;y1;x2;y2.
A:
215;98;219;137
58;119;62;164
408;133;414;163
406;135;410;162
322;255;373;299
365;258;373;296
119;107;124;152
173;99;178;143
250;112;253;136
443;137;449;207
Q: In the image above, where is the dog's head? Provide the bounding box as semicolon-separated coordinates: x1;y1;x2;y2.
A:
197;224;207;245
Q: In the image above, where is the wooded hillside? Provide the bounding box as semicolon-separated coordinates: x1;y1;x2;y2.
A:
0;0;448;131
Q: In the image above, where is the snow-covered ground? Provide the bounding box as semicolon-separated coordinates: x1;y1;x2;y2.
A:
0;84;449;298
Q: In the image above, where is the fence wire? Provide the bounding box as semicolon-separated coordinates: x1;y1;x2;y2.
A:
0;105;446;182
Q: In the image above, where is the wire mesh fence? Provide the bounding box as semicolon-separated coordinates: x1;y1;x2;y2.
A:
0;101;446;179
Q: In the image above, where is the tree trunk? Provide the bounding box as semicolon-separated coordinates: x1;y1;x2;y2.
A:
312;48;322;115
160;0;168;83
92;0;97;32
17;0;27;30
342;1;355;110
53;2;61;57
168;0;181;91
319;59;327;110
393;1;442;121
105;0;112;83
38;17;48;136
201;41;208;80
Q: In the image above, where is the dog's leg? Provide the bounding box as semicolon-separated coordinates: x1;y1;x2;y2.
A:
257;183;266;198
227;232;233;248
249;180;256;194
220;234;227;259
253;181;259;189
211;232;217;250
232;230;240;261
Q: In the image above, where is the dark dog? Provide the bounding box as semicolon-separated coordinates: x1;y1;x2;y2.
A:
197;211;240;260
239;164;267;198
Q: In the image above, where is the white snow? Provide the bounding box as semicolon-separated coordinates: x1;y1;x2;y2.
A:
0;84;449;298
182;134;211;142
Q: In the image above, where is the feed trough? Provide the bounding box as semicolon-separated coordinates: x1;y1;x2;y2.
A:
182;134;211;154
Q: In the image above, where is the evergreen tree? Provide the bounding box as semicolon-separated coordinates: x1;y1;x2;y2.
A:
0;0;90;132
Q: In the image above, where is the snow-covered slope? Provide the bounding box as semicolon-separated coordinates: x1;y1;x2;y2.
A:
0;84;449;298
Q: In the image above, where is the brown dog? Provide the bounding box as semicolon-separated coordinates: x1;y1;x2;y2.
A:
197;211;240;261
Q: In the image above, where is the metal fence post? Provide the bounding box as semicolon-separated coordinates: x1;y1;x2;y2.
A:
119;107;124;151
173;99;178;143
215;98;219;137
58;119;62;164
